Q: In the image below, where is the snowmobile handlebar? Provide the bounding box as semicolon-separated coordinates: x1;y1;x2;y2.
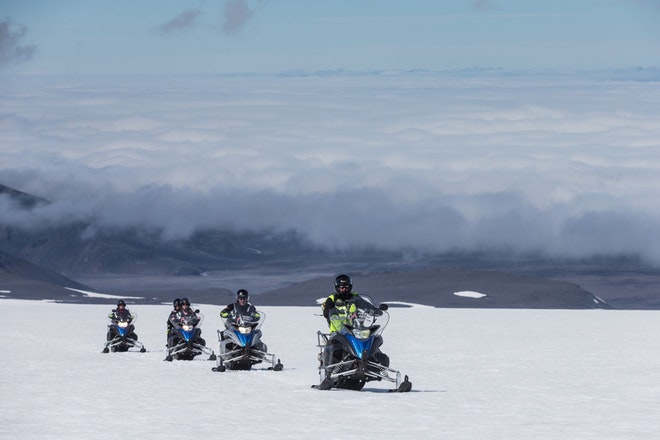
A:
335;299;391;335
107;313;137;325
224;311;265;330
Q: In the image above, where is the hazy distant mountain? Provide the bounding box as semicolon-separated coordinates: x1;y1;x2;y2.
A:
256;267;610;309
0;182;323;277
0;250;95;301
0;249;608;309
0;182;656;309
0;183;49;209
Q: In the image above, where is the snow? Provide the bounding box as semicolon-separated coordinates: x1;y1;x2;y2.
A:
65;287;145;300
454;290;488;299
2;299;659;439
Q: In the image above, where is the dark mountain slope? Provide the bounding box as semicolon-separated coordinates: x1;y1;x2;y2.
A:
257;267;610;309
0;250;95;301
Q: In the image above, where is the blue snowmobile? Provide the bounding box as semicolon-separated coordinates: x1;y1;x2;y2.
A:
102;314;146;353
315;296;411;392
165;312;216;362
212;310;283;372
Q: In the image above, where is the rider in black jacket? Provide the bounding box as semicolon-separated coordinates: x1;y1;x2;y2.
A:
107;299;137;340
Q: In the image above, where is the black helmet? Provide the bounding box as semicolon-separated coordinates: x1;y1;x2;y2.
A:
237;289;249;300
173;298;181;308
334;274;352;293
181;297;190;306
117;299;126;307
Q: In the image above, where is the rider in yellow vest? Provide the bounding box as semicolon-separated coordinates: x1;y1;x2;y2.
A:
322;274;358;331
327;299;357;333
319;274;390;387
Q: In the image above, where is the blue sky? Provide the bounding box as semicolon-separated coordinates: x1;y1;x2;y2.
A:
1;0;659;75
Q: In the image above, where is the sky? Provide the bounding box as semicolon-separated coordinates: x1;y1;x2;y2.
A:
2;298;660;439
2;1;660;268
1;0;659;75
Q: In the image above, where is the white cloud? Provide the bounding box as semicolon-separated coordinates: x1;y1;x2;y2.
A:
2;70;660;262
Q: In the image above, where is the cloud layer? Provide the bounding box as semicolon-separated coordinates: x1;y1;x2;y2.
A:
2;70;660;263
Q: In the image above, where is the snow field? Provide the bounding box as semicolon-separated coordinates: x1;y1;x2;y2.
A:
1;300;659;439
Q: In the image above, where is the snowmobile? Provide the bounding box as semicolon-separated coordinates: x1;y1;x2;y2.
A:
165;312;216;362
102;314;146;353
314;296;412;392
212;310;283;372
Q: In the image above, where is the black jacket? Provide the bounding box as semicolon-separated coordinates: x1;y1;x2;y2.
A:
220;302;260;321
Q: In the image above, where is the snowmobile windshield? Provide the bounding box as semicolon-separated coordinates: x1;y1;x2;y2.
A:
109;312;137;324
227;311;264;332
344;295;389;336
350;295;379;311
180;313;203;329
237;314;256;325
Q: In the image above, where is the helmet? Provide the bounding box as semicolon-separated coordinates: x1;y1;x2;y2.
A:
181;297;190;306
117;299;126;307
237;289;249;301
173;298;181;308
334;274;352;293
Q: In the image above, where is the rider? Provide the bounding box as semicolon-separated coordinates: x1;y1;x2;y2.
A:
220;289;261;321
166;298;181;344
321;274;380;332
178;297;200;323
320;274;389;369
107;299;137;341
168;297;203;347
220;289;266;351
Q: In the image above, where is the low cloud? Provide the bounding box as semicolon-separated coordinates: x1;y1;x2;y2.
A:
0;18;37;67
152;2;263;38
222;0;255;35
2;70;660;264
153;9;203;34
473;0;499;11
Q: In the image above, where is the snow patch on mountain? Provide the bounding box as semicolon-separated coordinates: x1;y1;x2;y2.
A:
454;290;487;299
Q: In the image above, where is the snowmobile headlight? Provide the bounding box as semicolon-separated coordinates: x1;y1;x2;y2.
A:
238;326;252;334
182;324;194;331
352;328;371;339
118;321;129;328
